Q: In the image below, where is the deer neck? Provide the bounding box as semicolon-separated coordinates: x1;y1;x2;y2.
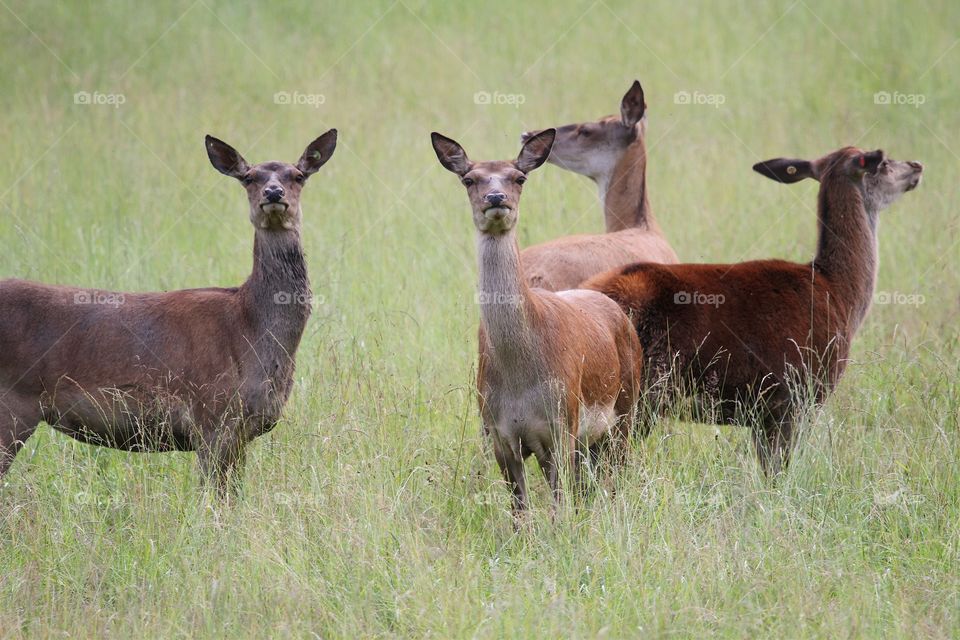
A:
812;181;879;332
602;138;656;233
476;228;541;370
240;225;312;356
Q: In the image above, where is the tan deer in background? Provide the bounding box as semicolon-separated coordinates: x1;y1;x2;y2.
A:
520;80;678;291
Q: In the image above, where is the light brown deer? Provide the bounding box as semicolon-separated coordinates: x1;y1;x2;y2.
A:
585;147;923;474
519;80;678;291
0;130;337;494
431;129;642;516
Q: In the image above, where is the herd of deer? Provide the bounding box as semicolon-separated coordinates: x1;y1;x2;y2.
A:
0;80;923;519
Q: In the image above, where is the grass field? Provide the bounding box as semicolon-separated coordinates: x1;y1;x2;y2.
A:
1;0;958;637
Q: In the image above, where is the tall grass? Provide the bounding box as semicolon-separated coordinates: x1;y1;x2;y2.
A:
0;0;957;636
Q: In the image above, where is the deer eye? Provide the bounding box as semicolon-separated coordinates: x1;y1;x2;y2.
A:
294;174;305;184
516;175;526;185
462;177;475;187
578;127;592;137
242;176;255;186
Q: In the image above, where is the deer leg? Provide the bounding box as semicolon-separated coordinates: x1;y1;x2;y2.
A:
533;444;560;513
611;411;632;470
0;399;40;480
588;439;608;471
195;444;221;494
492;435;528;518
592;397;633;476
213;438;247;499
565;404;587;502
195;421;246;499
752;415;795;478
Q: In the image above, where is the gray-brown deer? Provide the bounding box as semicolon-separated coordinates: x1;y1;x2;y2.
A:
0;130;337;494
519;81;678;291
585;147;922;474
431;129;642;517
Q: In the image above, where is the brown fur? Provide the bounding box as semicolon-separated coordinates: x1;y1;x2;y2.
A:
0;130;338;494
432;130;642;516
520;81;678;291
585;146;923;473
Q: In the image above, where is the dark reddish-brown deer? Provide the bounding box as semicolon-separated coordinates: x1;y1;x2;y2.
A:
519;80;678;291
585;146;922;474
0;130;337;494
431;129;642;517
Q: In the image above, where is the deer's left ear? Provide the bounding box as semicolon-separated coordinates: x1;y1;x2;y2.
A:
752;157;817;184
516;128;555;174
297;129;338;177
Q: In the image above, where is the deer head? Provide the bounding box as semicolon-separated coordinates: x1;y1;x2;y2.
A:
521;80;646;181
206;130;338;231
754;147;923;216
432;129;556;235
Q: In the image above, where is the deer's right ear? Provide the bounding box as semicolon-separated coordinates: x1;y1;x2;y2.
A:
431;132;471;176
620;80;646;128
752;158;816;184
206;135;250;179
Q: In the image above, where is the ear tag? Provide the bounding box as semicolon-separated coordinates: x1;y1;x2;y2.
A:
786;165;797;175
312;151;322;160
859;155;866;168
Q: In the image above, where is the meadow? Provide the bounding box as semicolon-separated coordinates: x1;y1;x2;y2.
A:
0;0;958;637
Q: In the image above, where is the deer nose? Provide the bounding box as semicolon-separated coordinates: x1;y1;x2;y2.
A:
484;192;506;207
908;161;923;171
264;186;284;202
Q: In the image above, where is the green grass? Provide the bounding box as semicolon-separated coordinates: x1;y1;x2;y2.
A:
1;0;958;636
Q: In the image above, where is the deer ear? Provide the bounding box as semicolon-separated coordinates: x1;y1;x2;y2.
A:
297;129;338;176
752;157;816;184
431;132;471;176
854;149;884;175
516;128;555;174
206;135;250;179
620;80;646;128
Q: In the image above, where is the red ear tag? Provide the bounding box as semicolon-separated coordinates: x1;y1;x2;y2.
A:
859;155;866;168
